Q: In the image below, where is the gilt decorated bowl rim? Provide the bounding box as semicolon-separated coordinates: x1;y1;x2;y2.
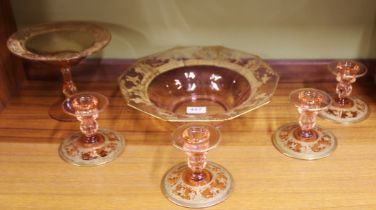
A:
119;46;280;122
7;21;111;62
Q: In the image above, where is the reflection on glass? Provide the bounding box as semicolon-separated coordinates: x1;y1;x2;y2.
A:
147;66;252;115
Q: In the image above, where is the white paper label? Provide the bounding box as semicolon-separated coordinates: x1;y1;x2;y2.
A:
186;106;207;114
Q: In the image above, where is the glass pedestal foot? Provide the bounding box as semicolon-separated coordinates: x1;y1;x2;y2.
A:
49;98;76;122
161;161;233;208
59;128;125;166
272;123;337;160
319;97;369;124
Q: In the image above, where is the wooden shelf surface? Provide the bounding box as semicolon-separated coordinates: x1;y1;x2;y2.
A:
0;72;376;210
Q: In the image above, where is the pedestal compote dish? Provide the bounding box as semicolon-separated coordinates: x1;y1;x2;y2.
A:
7;21;111;121
119;46;279;208
272;88;337;160
59;92;125;166
319;60;368;124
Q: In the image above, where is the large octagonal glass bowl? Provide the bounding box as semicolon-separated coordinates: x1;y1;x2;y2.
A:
119;46;279;122
119;46;279;208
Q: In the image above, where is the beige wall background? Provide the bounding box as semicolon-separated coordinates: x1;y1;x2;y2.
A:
10;0;376;59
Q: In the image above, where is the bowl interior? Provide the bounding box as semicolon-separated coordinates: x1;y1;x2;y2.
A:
147;65;251;116
25;30;95;56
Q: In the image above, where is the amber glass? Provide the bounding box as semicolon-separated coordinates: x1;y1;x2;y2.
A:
319;60;368;124
119;46;279;208
7;21;111;121
59;92;125;166
272;88;337;160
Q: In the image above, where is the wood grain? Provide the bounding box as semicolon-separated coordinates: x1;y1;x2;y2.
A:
0;0;25;110
0;64;375;209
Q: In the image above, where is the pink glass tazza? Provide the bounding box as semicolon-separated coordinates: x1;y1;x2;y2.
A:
7;21;111;121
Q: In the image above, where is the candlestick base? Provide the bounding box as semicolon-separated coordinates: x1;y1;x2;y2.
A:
59;128;125;166
319;97;369;124
272;123;337;160
161;161;233;208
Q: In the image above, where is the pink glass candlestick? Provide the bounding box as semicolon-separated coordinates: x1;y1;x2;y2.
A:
272;88;337;160
320;60;368;124
161;123;232;208
59;92;125;166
